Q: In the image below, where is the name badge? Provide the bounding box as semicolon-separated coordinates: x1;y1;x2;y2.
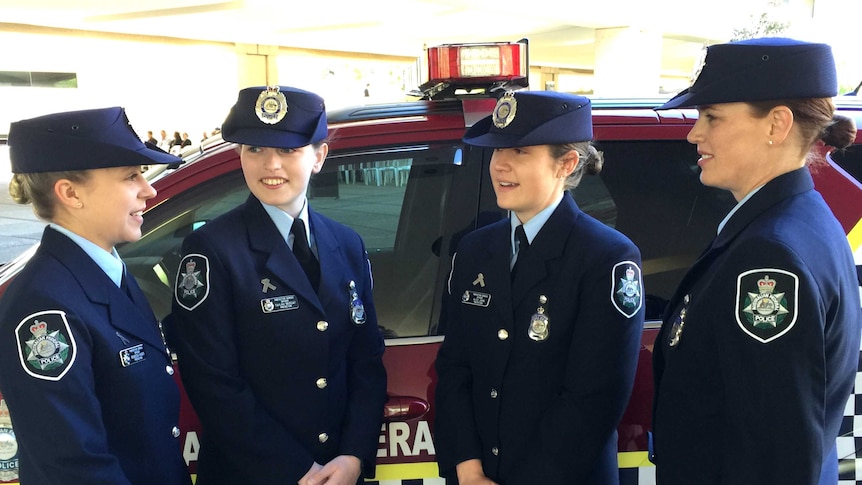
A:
261;295;299;313
461;290;491;308
119;344;146;367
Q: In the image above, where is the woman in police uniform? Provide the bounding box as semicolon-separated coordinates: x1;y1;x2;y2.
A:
170;86;386;485
434;91;645;485
651;38;862;485
0;107;191;484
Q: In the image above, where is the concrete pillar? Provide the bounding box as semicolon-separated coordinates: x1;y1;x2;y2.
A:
593;27;662;97
235;44;279;88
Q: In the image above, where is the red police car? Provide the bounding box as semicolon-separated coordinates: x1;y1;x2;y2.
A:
1;40;861;485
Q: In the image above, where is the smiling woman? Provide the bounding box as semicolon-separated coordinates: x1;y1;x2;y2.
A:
0;107;192;484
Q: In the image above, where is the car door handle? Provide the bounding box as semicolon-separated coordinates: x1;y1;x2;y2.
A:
383;395;430;421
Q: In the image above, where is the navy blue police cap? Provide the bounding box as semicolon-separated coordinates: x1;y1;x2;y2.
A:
8;107;180;174
657;37;837;110
463;91;592;148
221;85;328;149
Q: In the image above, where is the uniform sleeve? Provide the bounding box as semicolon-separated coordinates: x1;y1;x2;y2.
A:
170;231;315;482
0;303;134;485
713;238;826;484
338;240;388;475
434;251;485;478
511;242;645;483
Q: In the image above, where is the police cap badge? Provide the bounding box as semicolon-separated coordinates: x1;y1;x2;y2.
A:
221;85;328;149
463;90;592;148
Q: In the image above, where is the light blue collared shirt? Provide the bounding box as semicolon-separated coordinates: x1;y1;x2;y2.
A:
50;223;125;287
262;198;316;257
509;191;565;268
716;185;763;235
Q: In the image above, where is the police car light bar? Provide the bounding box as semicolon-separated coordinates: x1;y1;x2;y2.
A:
427;40;528;84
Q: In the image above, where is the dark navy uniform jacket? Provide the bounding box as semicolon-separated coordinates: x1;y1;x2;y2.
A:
0;227;190;485
435;194;645;485
170;195;386;484
652;168;862;485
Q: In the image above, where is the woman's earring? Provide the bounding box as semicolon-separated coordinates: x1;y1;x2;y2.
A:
76;202;83;208
768;139;773;145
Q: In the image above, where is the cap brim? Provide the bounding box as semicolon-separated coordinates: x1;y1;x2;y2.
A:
222;128;312;149
655;89;695;110
462;117;523;148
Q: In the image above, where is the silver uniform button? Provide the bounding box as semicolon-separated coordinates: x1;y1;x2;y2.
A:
166;365;174;376
491;446;499;456
490;389;498;399
171;426;180;438
317;321;329;331
316;378;327;389
497;329;509;340
318;433;329;443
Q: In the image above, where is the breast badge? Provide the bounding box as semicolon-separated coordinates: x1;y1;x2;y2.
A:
736;270;798;343
175;254;209;311
528;295;550;342
348;280;366;325
15;310;76;381
612;261;642;318
668;295;689;347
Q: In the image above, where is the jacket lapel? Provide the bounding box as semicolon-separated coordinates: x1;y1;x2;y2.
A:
41;227;167;353
244;197;325;314
511;195;577;307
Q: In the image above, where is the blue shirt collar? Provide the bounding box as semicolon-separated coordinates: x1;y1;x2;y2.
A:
509;191;565;257
717;185;763;235
49;223;124;287
262;198;313;250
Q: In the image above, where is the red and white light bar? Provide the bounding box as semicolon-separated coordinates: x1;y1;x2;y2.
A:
427;40;528;84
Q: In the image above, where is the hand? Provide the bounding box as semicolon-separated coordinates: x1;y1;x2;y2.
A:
456;459;499;485
301;455;362;485
298;462;324;485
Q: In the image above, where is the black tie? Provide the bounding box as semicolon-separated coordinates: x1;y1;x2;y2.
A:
291;218;320;291
512;225;529;280
120;270;133;299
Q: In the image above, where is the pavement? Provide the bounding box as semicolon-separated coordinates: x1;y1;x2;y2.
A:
0;146;46;265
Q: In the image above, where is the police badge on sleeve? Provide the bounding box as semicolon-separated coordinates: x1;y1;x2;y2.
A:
735;269;798;343
15;310;77;381
175;254;209;311
612;261;643;318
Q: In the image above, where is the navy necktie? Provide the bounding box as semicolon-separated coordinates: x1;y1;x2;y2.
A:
511;225;529;280
291;218;320;291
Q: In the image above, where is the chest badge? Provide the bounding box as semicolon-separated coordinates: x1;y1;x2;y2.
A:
668;295;689;348
348;280;366;325
528;295;550;342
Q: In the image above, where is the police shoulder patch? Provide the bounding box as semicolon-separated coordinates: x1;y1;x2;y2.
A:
735;268;798;343
175;254;210;311
612;261;643;318
15;310;76;381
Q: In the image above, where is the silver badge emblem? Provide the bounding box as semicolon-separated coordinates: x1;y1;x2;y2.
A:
348;280;366;325
528;295;549;342
492;91;517;129
255;86;288;125
668;294;690;347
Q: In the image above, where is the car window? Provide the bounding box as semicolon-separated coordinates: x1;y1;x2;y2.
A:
118;144;470;340
315;146;465;338
830;144;862;184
